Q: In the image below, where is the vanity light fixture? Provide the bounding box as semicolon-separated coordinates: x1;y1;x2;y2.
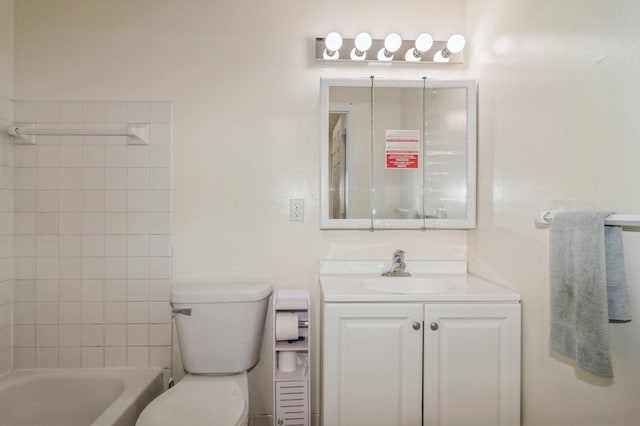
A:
377;33;403;61
350;32;373;60
323;32;343;60
434;34;466;62
404;33;433;62
315;32;465;64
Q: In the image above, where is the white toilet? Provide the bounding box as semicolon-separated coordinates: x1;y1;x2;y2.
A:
136;282;273;426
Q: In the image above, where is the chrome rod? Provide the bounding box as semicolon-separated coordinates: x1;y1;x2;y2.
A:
536;211;640;227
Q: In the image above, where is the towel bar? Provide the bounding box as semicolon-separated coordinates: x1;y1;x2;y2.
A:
536;211;640;227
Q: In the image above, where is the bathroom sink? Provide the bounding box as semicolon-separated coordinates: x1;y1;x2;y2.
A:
361;277;460;294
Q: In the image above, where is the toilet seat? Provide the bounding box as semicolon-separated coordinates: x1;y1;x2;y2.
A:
135;374;248;426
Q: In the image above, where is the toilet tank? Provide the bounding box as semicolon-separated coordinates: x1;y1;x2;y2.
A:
171;282;272;374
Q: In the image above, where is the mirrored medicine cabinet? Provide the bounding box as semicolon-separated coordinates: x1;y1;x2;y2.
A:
320;77;477;230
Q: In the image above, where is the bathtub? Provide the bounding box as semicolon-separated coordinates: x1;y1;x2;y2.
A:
0;368;163;426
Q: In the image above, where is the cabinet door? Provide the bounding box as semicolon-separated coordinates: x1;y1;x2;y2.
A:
322;303;423;426
423;303;521;426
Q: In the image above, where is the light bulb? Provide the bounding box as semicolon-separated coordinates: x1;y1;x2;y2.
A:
446;34;466;53
414;33;433;53
324;32;343;52
323;32;342;60
433;50;449;63
384;33;402;53
404;48;421;62
378;33;402;61
354;32;372;52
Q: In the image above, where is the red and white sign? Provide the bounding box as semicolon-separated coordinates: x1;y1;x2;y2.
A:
385;130;420;169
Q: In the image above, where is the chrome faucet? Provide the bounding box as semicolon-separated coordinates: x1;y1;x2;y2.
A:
382;249;411;277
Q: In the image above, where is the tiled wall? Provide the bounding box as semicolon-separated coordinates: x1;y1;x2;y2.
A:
0;95;13;374
12;101;172;382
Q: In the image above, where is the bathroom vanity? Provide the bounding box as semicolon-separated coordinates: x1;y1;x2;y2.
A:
319;261;521;426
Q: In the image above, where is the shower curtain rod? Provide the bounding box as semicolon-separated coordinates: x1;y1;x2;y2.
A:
8;123;149;145
536;210;640;227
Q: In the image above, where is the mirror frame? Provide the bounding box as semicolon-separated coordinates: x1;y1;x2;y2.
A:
320;77;477;230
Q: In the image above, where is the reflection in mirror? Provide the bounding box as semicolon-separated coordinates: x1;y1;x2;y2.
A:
320;78;476;229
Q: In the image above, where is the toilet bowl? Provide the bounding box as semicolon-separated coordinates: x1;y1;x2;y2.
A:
135;282;272;426
136;374;249;426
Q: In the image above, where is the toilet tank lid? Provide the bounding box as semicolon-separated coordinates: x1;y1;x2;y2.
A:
171;282;273;303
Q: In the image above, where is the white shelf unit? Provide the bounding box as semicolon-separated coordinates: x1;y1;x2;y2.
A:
273;290;310;426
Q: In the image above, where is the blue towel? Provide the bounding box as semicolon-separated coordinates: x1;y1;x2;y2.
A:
549;211;631;379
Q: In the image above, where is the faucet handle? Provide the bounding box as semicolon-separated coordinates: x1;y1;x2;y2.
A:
392;249;405;260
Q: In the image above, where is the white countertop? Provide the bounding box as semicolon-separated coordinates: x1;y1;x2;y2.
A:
319;261;521;303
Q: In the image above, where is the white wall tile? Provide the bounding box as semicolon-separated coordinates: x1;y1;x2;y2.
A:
149;324;171;346
150;168;170;190
82;168;105;190
14;324;35;346
126;280;148;301
59;213;82;235
59;102;83;123
59;347;81;368
36;168;59;190
14;280;35;302
150;146;171;168
81;212;104;234
35;279;58;302
127;325;149;347
36;212;59;235
58;280;81;302
127;235;149;257
58;258;81;279
105;213;127;234
14;303;35;325
81;347;104;368
83;102;105;123
37;191;59;212
150;257;171;279
36;324;58;347
36;347;58;368
105;301;126;323
14;101;36;122
37;102;60;123
127;168;149;190
36;258;58;279
59;169;82;190
105;146;127;167
14;235;36;257
14;348;36;368
82;235;104;257
150;346;171;369
14;145;37;167
149;301;171;323
36;235;58;257
105;257;126;279
14;168;36;190
82;324;104;345
149;235;170;257
58;190;82;213
59;146;83;167
82;258;104;279
127;346;149;368
104;103;127;124
104;280;126;302
82;191;105;212
105;324;126;346
105;235;126;257
105;168;127;190
127;146;149;167
127;301;149;324
128;190;149;212
14;191;35;212
59;324;81;346
105;191;127;212
36;303;58;324
105;346;126;367
82;146;105;167
149;279;170;302
37;146;59;167
59;302;81;324
149;124;171;146
15;212;37;235
81;279;103;302
127;212;149;234
127;102;150;123
127;257;149;279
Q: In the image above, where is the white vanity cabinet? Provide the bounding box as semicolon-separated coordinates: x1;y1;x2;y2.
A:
322;303;424;426
423;303;521;426
321;302;521;426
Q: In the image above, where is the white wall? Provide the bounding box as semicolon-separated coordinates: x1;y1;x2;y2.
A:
466;0;640;424
0;0;14;99
13;0;468;417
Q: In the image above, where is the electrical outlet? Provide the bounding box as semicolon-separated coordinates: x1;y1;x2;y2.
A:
290;199;304;222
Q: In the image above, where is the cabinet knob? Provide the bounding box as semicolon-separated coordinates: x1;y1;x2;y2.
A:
277;418;285;425
412;322;421;330
430;322;439;331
